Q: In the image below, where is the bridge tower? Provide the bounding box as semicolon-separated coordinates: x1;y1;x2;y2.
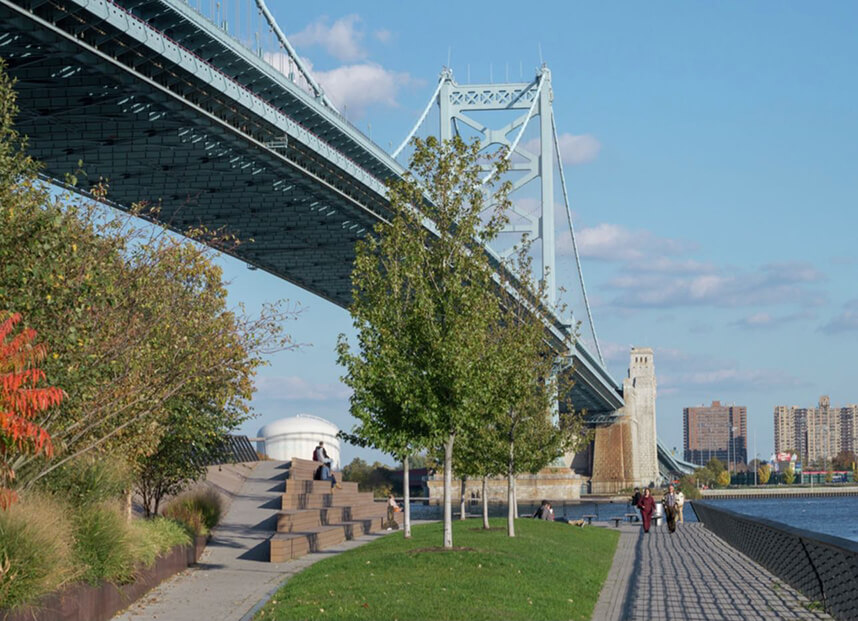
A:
590;347;659;493
437;66;558;304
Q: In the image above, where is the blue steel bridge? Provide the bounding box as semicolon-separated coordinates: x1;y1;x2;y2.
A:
0;0;692;476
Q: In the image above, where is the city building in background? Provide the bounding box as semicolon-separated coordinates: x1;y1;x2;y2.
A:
683;400;748;469
774;396;858;466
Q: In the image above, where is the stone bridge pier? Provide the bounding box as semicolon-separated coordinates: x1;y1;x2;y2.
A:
588;347;659;494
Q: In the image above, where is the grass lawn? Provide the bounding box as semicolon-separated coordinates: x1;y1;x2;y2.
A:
256;518;618;621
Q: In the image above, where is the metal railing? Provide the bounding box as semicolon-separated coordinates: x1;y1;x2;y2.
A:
693;500;858;620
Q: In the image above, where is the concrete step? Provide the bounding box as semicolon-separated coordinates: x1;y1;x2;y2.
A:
288;457;328;481
276;509;321;533
281;491;375;510
284;479;360;494
346;502;388;521
269;517;388;562
275;506;352;532
269;526;346;562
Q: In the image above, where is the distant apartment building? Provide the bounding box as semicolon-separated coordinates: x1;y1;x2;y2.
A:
683;401;748;468
773;396;858;465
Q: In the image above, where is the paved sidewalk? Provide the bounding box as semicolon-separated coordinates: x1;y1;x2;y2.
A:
592;522;832;621
113;461;393;621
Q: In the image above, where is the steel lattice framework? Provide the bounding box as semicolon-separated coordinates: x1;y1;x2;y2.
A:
0;0;624;417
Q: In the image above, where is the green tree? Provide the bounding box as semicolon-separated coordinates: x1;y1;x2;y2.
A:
832;450;855;471
758;463;772;485
694;457;726;488
0;62;296;491
677;474;701;500
135;397;251;516
338;135;510;548
716;469;731;488
783;466;796;485
482;249;587;537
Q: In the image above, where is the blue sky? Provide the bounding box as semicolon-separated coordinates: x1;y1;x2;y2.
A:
221;2;857;465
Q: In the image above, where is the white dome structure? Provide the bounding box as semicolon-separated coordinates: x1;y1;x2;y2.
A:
256;414;341;467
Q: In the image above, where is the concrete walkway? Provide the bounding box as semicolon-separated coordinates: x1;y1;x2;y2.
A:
592;522;832;620
113;461;392;621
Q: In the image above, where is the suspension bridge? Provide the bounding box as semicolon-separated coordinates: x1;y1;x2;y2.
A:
0;0;694;485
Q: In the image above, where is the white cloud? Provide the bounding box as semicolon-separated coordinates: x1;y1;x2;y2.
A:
521;133;601;165
661;367;806;392
820;301;858;334
373;29;393;44
313;63;417;118
602;257;827;309
560;223;692;262
732;310;815;330
555;133;601;165
255;376;351;402
649;347;807;394
290;15;366;62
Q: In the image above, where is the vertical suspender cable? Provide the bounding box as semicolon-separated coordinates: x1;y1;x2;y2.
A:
551;112;604;366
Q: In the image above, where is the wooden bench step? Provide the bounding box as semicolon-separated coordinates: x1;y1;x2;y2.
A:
281;491;375;510
284;479;360;494
276;510;321;532
269;526;347;561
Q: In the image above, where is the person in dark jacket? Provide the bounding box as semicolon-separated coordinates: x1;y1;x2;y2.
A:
662;484;678;533
637;488;656;533
312;441;332;466
533;500;554;520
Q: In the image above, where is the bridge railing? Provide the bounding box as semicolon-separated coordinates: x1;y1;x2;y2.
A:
693;500;858;620
103;0;392;194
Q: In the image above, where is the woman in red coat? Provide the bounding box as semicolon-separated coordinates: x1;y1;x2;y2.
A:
637;488;655;533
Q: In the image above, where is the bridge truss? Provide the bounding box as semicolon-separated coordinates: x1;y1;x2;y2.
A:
0;0;624;419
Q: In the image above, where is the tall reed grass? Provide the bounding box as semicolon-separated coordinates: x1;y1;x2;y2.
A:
0;494;79;609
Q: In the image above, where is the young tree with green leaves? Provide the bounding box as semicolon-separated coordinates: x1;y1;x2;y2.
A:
478;247;586;537
338;135;511;548
0;61;297;493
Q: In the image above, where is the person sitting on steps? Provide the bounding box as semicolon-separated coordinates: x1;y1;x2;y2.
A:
312;441;341;489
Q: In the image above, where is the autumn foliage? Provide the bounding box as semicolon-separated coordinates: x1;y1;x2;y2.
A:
0;312;61;507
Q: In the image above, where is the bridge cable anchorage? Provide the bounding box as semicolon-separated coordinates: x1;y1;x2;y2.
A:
252;0;338;112
551;111;604;366
391;74;446;159
479;72;544;186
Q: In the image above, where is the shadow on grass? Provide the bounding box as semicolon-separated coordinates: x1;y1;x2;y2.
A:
407;546;477;554
468;526;506;532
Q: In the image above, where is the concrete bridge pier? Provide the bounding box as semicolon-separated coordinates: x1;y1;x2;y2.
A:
589;347;659;494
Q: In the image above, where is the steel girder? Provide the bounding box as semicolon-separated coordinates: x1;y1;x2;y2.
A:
0;0;624;419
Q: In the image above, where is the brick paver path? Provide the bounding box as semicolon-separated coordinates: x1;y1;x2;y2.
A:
592;522;832;620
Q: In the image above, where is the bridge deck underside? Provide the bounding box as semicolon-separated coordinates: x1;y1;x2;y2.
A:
0;0;623;420
0;0;394;306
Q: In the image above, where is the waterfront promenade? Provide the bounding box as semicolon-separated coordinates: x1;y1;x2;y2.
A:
113;461;390;621
593;522;832;620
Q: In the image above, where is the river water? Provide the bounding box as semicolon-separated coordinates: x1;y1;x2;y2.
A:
708;496;858;543
407;495;858;541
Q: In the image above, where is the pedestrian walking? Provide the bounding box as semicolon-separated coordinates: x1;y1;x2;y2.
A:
631;487;642;522
663;484;678;533
637;488;655;533
386;493;401;530
675;488;685;524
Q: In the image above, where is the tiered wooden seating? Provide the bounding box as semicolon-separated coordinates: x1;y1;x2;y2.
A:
268;457;390;562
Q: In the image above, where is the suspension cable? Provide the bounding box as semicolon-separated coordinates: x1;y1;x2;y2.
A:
253;0;338;111
480;73;543;185
551;112;604;365
392;75;445;158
